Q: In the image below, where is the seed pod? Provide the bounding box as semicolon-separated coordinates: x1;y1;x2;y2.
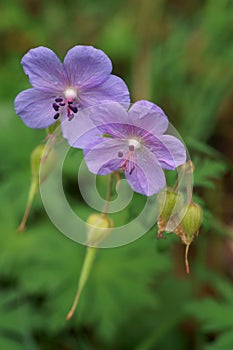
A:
86;213;114;246
157;189;183;237
181;202;202;241
177;201;203;274
159;190;183;224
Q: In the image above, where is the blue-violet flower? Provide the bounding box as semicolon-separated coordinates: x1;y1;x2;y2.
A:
79;101;186;196
14;46;130;138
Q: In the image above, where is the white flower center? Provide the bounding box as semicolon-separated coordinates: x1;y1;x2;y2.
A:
64;87;77;99
128;138;140;149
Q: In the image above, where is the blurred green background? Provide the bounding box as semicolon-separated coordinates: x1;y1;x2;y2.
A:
0;0;233;349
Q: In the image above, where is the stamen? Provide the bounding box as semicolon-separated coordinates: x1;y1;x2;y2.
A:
120;142;138;174
118;151;123;158
129;145;134;152
129;165;135;175
55;97;63;103
69;105;78;113
52;88;79;122
53;103;60;111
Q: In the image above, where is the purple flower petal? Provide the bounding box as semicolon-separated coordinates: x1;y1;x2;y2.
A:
78;75;130;108
14;88;57;128
142;133;178;170
128;100;168;136
87;102;132;138
61;109;100;148
84;138;128;175
64;46;112;89
156;135;187;169
125;146;166;196
21;47;67;92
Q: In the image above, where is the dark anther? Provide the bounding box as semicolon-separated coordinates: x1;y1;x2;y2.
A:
68;114;74;121
59;102;66;106
129;166;135;175
118;151;123;158
53;103;60;111
129;145;135;152
53;113;60;120
68;101;73;105
69;105;78;113
55;97;63;103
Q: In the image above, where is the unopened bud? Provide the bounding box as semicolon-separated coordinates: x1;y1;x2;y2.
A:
157;189;182;238
181;202;202;241
31;144;57;184
86;213;114;246
176;201;202;274
46;120;60;135
159;190;182;224
17;144;57;232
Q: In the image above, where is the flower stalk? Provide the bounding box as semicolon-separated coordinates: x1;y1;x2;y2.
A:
17;176;38;232
66;173;114;320
66;246;97;320
185;243;191;275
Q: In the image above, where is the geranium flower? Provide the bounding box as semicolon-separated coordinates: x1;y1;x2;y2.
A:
14;46;130;137
78;101;186;196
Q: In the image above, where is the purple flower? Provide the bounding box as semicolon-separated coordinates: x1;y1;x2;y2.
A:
14;46;130;136
78;101;186;196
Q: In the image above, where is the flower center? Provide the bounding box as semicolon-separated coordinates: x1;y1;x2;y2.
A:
128;138;140;149
51;88;79;121
64;87;77;100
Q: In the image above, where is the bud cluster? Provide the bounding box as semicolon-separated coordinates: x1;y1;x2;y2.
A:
158;188;202;274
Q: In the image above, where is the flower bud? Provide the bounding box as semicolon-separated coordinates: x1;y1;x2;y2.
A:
159;190;182;224
181;202;202;241
86;213;114;246
31;144;57;184
46;120;60;135
157;189;182;238
175;201;202;274
17;144;57;232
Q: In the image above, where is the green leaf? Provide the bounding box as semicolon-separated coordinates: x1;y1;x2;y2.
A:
193;156;227;189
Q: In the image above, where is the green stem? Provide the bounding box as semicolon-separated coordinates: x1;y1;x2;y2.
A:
66;173;114;320
66;247;97;320
17;177;38;232
101;173;114;215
